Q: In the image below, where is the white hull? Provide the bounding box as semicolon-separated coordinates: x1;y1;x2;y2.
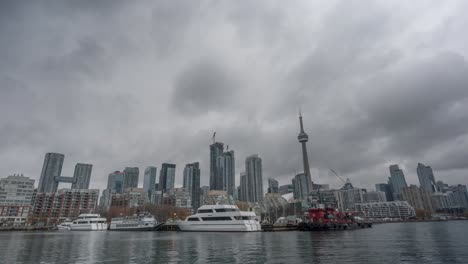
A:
70;223;108;231
179;220;261;232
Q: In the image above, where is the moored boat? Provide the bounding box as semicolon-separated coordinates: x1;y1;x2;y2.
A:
109;213;158;231
178;204;261;232
69;214;108;231
298;206;372;231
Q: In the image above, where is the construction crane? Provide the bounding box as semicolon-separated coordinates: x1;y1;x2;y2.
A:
329;168;347;184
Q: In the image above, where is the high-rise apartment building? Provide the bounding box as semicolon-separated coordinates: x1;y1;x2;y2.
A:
38;153;64;193
107;171;124;193
123;167;139;189
143;167;157;193
401;185;433;212
71;163;93;189
388;165;408;200
417;163;436;193
375;183;393;201
246;155;263;202
160;163;176;192
210;142;224;191
268;178;279;193
219;150;235;196
293;173;310;200
183;162;201;210
239;172;248;201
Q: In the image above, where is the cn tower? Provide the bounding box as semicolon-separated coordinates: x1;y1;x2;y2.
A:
298;111;313;190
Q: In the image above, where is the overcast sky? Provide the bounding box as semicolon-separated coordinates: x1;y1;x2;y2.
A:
1;0;468;192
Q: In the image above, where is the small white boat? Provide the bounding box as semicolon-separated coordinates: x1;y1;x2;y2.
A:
56;220;73;231
109;213;158;231
178;204;261;232
70;214;108;231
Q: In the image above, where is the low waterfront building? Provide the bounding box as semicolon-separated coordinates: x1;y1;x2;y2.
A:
363;191;387;203
355;201;416;219
162;188;192;208
111;188;146;208
30;189;99;225
0;174;35;226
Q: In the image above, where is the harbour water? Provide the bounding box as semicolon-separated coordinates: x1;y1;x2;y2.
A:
0;221;467;263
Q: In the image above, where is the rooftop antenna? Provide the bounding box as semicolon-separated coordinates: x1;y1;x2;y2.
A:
212;132;216;144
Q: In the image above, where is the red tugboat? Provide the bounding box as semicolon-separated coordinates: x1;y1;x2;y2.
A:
298;206;372;231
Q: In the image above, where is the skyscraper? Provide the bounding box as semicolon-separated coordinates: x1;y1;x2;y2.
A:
246;155;263;202
375;183;393;201
388;165;408;200
219;150;235;196
143;167;157;193
297;112;313;194
417;163;436;193
160;163;176;192
210;142;224;190
268;178;279;193
123;167;139;190
239;172;248;201
38;153;64;193
107;171;124;193
184;162;201;210
71;163;93;189
293;173;310;200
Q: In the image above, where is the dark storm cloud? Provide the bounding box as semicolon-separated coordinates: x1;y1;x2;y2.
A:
171;59;240;115
1;0;468;191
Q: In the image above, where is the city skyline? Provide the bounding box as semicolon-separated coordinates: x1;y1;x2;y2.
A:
2;1;468;193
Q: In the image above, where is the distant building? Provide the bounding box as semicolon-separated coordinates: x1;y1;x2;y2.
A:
297;113;313;192
204;190;234;205
293;173;311;200
308;190;338;207
401;185;433;212
267;178;279;193
431;192;451;211
159;163;176;192
210;142;224;191
0;175;35;226
111;188;146;208
388;165;408;200
375;183;393;201
447;184;468;209
239;172;248;201
335;179;365;211
279;184;294;195
107;171;124;193
143;167;157;193
183;162;201;210
31;189;99;225
71;163;93;189
162;188;192;208
200;186;210;206
123;167;139;189
219;150;235;197
246;155;263;202
417;163;436;193
355;201;416;219
38;152;64;193
363;191;387;203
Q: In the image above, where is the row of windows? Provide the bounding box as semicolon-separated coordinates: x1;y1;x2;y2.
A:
197;208;239;213
187;216;252;221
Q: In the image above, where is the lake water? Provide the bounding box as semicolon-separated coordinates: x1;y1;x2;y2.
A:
0;221;467;263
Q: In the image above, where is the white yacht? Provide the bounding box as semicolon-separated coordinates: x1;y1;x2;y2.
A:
109;213;158;231
178;205;261;232
69;214;108;231
56;219;73;231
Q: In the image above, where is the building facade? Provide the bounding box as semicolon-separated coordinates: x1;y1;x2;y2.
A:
279;184;294;195
38;153;64;193
355;201;416;219
0;175;35;226
268;178;279;193
388;165;408;200
401;185;433;212
71;163;93;189
159;163;176;192
107;171;124;193
375;183;393;201
210;142;224;191
239;172;248;202
363;191;387;203
417;163;436;194
31;189;99;225
246;155;263;202
220;150;235;197
183;162;201;210
123;167;139;190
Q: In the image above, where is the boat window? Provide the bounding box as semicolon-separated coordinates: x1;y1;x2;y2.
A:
197;209;213;213
201;217;232;221
77;221;89;224
214;208;238;212
187;217;200;221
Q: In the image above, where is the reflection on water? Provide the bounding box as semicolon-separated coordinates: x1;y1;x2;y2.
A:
0;222;467;263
